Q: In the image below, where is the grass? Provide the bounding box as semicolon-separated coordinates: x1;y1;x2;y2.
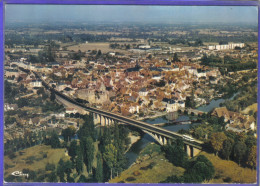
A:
241;103;257;115
109;143;185;183
4;144;70;182
110;144;257;184
200;151;257;183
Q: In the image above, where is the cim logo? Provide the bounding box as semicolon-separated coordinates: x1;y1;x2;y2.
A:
11;171;29;178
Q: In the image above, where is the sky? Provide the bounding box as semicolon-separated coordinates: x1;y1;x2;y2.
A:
5;5;258;24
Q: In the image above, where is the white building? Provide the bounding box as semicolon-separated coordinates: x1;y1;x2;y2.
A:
166;100;179;112
31;80;42;88
208;43;245;50
139;45;151;49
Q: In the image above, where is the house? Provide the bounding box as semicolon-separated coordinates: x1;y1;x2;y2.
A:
4;103;18;111
139;87;148;97
29;117;40;125
5;69;19;78
163;99;179;112
65;108;78;114
30;80;42;88
212;107;256;132
129;103;140;114
211;107;230;122
178;101;185;108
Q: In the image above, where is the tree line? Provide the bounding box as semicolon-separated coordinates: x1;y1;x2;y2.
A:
30;113;133;183
161;139;215;183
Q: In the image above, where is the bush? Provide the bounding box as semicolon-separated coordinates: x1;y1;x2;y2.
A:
28;170;37;180
45;163;56;171
4;163;15;170
22;168;30;174
8;152;16;159
26;160;34;165
147;162;156;169
160;175;184;183
223;177;232;183
133;171;141;176
126;177;136;182
4;175;16;182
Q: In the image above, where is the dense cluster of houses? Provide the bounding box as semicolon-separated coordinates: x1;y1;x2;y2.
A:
6;58;222;118
212;107;256;133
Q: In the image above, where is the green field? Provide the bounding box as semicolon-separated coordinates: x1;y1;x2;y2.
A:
4;144;70;182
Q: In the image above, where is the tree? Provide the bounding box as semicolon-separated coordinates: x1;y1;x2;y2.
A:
57;159;65;182
50;90;56;102
66;174;75;183
17;98;29;108
62;126;76;142
160;175;184;183
47;171;58;182
75;150;83;175
103;143;117;179
163;139;188;167
184;155;215;183
210;132;227;156
77;175;88;183
218;116;226;129
97;49;102;56
245;136;257;149
45;163;56;171
37;87;45;95
233;141;247;166
220;138;233;160
81;136;94;173
95;152;103;182
246;145;257;169
68;140;78;162
172;53;180;62
64;160;73;177
50;131;60;148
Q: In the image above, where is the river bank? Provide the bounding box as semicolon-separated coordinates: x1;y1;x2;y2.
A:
134;111;166;121
125;133;141;153
124;91;240;169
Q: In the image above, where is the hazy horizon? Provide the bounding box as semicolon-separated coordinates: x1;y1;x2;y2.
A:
5;5;258;25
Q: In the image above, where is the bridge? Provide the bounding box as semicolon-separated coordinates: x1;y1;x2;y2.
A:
19;67;204;157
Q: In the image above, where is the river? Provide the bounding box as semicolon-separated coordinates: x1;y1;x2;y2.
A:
125;92;239;167
196;92;239;112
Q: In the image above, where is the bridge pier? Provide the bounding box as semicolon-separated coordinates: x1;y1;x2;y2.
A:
100;115;105;126
162;137;167;145
158;136;163;144
109;118;114;125
186;145;193;157
94;113;100;125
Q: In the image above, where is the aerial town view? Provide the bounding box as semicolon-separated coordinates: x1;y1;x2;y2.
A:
3;5;258;184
